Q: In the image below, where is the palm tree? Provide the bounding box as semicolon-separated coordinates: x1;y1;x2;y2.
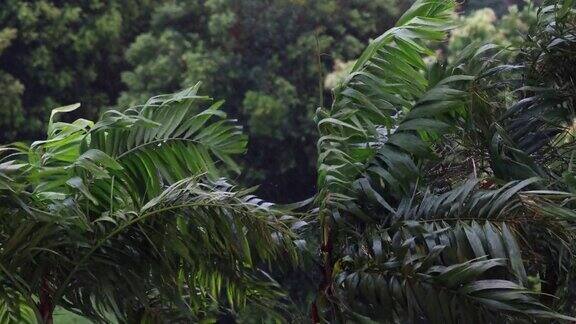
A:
313;0;576;322
0;84;301;323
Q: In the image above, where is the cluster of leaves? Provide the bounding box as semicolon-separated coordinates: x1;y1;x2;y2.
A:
0;86;303;323
314;0;576;322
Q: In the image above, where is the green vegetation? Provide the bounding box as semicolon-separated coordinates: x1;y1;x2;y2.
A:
117;0;411;203
0;0;517;204
314;0;576;321
448;3;537;60
52;308;91;324
0;85;300;322
0;0;161;142
1;0;576;323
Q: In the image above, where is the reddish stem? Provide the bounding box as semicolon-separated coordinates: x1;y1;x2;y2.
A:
312;219;335;323
39;275;54;324
311;302;320;323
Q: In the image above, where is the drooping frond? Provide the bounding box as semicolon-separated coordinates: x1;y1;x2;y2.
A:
0;85;303;323
20;83;247;213
317;0;458;206
334;181;576;322
336;257;572;323
51;177;299;322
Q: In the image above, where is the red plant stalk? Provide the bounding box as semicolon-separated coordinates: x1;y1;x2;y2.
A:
39;274;54;324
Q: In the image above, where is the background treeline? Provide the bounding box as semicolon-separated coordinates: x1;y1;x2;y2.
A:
0;0;527;203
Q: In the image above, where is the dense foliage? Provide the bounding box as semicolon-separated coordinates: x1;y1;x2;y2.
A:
0;0;163;142
313;0;576;322
0;0;519;204
0;86;303;323
2;0;576;323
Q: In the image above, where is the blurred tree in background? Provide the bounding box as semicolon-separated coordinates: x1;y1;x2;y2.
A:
0;27;23;141
448;4;537;59
0;0;160;141
463;0;527;15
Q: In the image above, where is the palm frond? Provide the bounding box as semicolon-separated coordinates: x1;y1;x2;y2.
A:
336;257;570;323
0;85;303;322
317;0;457;206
